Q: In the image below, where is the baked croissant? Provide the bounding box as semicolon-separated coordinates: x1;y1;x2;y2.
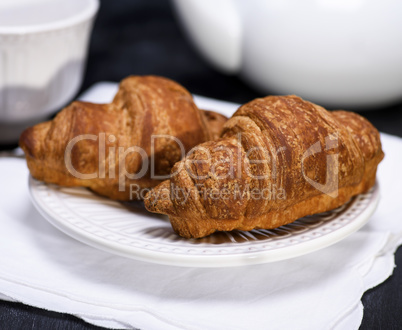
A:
20;75;227;200
145;95;384;238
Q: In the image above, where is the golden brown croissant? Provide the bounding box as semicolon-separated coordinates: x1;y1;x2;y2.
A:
145;95;384;238
20;75;227;200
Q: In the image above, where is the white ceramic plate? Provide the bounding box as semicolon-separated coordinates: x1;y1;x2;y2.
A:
29;176;379;267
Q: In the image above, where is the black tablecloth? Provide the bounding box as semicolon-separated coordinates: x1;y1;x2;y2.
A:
1;1;401;328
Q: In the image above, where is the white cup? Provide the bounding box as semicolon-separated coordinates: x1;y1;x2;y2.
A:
0;0;99;143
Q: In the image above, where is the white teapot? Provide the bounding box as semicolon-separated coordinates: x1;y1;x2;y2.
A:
173;0;402;108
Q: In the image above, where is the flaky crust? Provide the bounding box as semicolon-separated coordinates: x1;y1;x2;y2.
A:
19;75;227;200
145;95;384;238
200;110;228;141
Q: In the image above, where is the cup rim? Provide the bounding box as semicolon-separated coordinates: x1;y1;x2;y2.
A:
0;0;99;35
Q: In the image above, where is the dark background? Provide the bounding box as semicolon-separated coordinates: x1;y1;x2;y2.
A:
1;0;401;329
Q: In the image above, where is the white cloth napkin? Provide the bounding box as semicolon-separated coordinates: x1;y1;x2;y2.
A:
0;85;401;329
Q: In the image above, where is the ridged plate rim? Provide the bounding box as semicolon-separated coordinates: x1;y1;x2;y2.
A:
29;175;380;267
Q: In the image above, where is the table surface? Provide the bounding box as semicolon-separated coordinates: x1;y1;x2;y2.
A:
1;1;402;329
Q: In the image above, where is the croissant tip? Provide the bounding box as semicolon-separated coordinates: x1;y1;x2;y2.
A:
144;180;176;216
19;126;36;158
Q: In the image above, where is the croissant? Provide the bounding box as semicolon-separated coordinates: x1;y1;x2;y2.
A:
20;75;227;200
145;95;384;238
